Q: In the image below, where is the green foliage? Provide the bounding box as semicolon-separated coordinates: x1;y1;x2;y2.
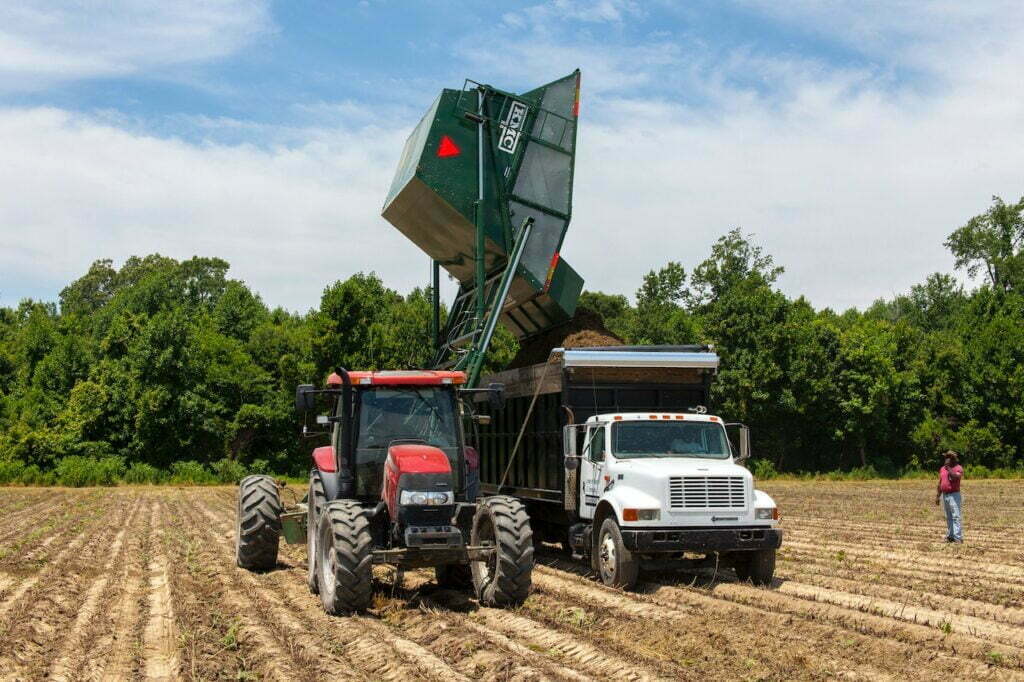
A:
54;456;125;487
2;195;1024;484
123;462;165;484
211;458;247;484
751;458;778;480
945;195;1024;294
169;460;217;485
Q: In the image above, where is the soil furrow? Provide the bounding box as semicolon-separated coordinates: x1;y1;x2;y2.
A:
778;566;1024;625
46;497;144;681
97;494;156;681
470;607;663;681
142;500;180;681
0;493;133;678
0;492;121;622
196;494;444;681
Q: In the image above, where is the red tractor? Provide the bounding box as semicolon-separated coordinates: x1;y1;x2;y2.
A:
234;368;533;614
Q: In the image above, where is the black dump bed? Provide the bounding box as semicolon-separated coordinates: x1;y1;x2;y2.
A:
473;346;719;508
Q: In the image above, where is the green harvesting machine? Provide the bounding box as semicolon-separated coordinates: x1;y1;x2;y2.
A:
382;70;584;386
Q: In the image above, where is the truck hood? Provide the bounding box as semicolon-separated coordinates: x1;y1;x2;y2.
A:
611;457;748;478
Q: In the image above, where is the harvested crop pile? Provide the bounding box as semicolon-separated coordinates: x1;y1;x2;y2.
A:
506;306;622;369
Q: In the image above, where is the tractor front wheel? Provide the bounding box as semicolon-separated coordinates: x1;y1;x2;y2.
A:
235;475;282;571
317;500;373;614
470;496;533;607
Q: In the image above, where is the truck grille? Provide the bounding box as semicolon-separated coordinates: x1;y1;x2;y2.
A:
668;476;746;510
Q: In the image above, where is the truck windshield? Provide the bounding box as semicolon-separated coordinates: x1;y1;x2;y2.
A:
357;387;459;450
611;421;730;459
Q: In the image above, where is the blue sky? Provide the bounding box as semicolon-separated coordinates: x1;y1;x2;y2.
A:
2;1;1023;311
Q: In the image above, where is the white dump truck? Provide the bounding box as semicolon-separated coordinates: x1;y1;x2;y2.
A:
473;345;782;589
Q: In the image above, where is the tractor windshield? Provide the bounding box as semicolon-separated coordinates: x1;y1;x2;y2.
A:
611;421;731;460
357;387;459;451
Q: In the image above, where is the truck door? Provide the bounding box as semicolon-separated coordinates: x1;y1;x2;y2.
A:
579;424;606;520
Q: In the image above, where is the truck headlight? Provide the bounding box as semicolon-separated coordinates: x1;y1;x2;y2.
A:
755;507;778;520
399;490;453;506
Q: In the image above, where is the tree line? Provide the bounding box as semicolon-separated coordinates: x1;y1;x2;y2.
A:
0;196;1021;483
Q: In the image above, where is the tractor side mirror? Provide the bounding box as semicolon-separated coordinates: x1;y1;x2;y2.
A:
295;384;316;414
487;382;506;411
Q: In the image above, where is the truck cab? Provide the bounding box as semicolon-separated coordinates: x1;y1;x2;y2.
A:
568;411;781;588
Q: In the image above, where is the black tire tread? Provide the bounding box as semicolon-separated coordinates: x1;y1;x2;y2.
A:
473;495;533;607
236;474;282;571
307;470;327;593
734;548;776;586
598;517;640;589
319;500;373;614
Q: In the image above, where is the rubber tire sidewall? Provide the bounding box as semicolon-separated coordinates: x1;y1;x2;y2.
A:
470;496;534;607
596;517;640;590
235;475;282;571
734;548;775;586
307;470;327;593
317;500;373;615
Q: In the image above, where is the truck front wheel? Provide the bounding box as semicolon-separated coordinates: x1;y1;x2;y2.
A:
733;549;776;586
470;496;533;607
317;500;373;614
595;517;640;590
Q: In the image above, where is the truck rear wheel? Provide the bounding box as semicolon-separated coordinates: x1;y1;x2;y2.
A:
317;500;373;614
733;549;776;586
470;496;533;607
595;517;640;589
235;475;282;571
307;470;327;593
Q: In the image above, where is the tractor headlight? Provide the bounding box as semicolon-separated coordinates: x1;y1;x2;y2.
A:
399;490;453;506
755;507;778;520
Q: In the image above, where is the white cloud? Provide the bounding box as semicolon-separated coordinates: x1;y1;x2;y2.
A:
0;1;271;90
2;2;1022;314
455;2;1024;310
0;107;447;311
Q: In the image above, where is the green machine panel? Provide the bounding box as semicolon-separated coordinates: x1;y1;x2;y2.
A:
383;71;584;337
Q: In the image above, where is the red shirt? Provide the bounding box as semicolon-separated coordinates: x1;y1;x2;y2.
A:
939;465;963;493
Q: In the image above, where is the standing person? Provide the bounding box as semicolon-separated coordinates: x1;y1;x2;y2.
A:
935;451;964;543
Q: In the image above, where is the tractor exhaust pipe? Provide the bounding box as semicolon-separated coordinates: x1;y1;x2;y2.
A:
334;367;355;498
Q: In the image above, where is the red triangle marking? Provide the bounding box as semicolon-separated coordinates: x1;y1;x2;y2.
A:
437;135;461;158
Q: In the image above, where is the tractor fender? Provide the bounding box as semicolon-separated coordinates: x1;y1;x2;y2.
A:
319;470;343;502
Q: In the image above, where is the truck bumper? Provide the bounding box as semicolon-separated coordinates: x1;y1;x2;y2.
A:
620;526;783;553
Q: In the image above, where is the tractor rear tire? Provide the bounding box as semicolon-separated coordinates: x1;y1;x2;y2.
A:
733;549;776;586
470;495;533;607
307;470;327;594
236;475;282;571
317;500;373;615
435;563;472;589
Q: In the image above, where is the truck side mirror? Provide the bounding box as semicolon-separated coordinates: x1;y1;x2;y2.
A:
738;425;751;462
295;384;316;414
487;382;506;411
563;425;579;470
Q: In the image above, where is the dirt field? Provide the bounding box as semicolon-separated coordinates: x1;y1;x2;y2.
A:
0;480;1021;681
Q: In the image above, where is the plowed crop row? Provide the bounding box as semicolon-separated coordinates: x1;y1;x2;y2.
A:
0;479;1020;680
